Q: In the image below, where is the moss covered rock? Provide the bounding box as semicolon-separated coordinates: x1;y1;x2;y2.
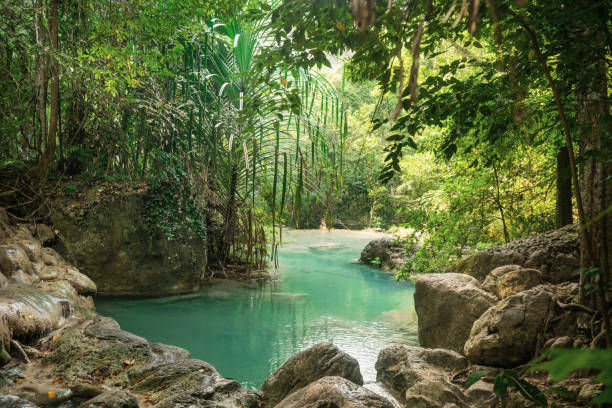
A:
50;188;207;296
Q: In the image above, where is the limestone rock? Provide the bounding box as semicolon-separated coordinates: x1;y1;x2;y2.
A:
0;395;40;408
404;378;468;408
360;237;408;271
0;244;33;277
63;266;97;295
33;224;56;246
415;273;497;354
41;248;63;266
482;265;543;298
78;389;138;408
261;342;363;407
129;359;260;408
465;379;496;408
50;189;207;296
465;286;554;367
453;224;579;282
578;382;603;404
0;284;72;338
43;317;260;407
276;376;394;408
550;336;574;349
375;345;468;408
15;240;42;264
8;270;34;285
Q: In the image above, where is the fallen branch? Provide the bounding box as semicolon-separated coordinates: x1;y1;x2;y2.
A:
556;300;595;315
10;339;30;363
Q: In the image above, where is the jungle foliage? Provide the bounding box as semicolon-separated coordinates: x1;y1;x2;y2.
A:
0;0;349;272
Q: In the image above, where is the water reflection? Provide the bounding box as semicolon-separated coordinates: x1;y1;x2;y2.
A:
96;229;417;388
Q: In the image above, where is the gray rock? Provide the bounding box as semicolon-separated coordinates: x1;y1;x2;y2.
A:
465;286;554;367
261;342;363;407
0;395;40;408
41;248;63;266
34;224;56;246
78;389;138;408
0;244;34;277
276;376;395;408
130;358;261;408
0;364;28;394
465;379;496;408
360;237;408;271
375;345;468;408
15;240;43;264
482;265;543;299
453;224;579;282
415;273;497;354
404;378;468;408
550;336;574;349
578;382;603;404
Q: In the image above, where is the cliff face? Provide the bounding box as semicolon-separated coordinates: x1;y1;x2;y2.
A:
49;184;207;296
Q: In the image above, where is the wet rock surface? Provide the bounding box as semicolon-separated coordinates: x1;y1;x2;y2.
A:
0;395;40;408
275;376;395;408
414;273;497;354
261;342;364;407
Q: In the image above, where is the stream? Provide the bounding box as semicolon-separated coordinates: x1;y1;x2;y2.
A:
96;229;418;389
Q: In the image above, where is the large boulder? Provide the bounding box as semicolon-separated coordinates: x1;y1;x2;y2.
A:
275;376;395;408
453;224;579;282
38;317;260;408
50;188;207;296
375;345;468;408
482;265;543;299
414;273;497;354
78;389;138;408
129;359;261;408
261;342;363;407
0;284;73;339
359;237;408;271
464;285;554;367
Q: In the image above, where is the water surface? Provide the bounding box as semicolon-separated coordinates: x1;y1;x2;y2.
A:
96;229;417;388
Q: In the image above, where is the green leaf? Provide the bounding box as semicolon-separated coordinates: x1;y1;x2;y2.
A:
466;371;489;388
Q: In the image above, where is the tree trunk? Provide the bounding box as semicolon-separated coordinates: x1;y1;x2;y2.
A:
555;146;573;228
34;0;48;162
45;0;59;173
575;2;611;346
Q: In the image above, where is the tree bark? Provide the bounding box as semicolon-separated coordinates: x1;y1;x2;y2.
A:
45;0;59;173
555;146;573;228
34;0;48;161
574;1;611;346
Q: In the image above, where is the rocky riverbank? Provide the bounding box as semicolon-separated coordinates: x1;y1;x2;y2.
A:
1;210;604;407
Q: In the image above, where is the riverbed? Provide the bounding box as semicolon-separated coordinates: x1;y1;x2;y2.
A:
96;229;417;388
